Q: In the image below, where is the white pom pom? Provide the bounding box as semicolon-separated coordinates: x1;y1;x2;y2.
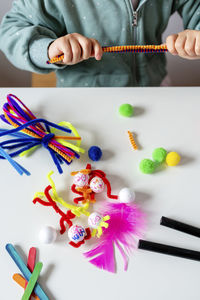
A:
39;226;57;244
118;188;135;203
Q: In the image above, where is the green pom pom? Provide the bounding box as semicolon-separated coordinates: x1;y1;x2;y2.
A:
119;104;134;117
152;147;167;163
139;159;156;174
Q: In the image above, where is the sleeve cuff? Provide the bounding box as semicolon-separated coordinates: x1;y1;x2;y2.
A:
29;36;66;70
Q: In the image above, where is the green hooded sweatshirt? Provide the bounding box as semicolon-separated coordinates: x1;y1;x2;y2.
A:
0;0;199;87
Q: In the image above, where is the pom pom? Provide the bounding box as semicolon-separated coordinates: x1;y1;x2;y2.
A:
118;188;135;203
139;159;156;174
119;104;134;117
88;146;102;161
68;225;86;243
152;147;167;163
90;176;105;193
166;152;181;166
88;212;103;229
39;226;57;244
73;172;89;187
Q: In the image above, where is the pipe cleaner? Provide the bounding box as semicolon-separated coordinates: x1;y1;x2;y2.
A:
71;163;118;204
34;184;80;235
127;131;138;150
84;198;145;273
88;212;110;238
33;171;92;246
46;44;168;64
0;94;84;174
34;171;91;217
34;185;92;247
33;164;117;246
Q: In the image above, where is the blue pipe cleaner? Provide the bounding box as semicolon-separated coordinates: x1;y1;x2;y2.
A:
0;117;77;175
0;147;30;176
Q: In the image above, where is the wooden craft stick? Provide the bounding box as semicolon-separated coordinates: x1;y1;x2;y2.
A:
13;274;40;300
22;262;43;300
6;244;49;300
27;247;36;274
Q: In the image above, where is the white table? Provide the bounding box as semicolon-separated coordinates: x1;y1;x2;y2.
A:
0;88;200;300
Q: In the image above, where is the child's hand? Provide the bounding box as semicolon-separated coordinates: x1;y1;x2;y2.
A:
48;33;103;65
166;30;200;60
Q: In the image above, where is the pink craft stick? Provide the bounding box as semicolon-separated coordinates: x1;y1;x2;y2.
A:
25;247;37;299
27;247;36;273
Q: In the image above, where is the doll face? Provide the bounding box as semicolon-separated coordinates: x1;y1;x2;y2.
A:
90;176;105;193
68;225;86;243
73;172;89;187
88;212;103;229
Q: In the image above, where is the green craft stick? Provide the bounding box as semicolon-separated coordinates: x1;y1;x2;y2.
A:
21;262;43;300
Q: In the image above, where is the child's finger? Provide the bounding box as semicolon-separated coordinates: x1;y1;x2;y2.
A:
184;34;196;57
174;34;187;57
166;34;178;55
79;38;92;60
90;39;103;60
61;39;73;64
195;34;200;56
70;38;82;64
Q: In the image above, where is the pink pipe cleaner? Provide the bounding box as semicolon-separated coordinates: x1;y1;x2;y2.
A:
84;202;145;273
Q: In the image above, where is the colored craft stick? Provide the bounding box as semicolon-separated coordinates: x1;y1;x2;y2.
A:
27;247;36;274
25;247;37;297
138;240;200;262
47;44;168;64
127;131;138;150
13;274;40;300
22;262;43;300
6;244;49;300
161;216;200;238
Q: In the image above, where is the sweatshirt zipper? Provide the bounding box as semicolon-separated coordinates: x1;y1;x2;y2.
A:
132;11;138;84
133;11;138;27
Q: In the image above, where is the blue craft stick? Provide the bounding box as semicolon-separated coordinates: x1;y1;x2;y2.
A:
6;244;49;300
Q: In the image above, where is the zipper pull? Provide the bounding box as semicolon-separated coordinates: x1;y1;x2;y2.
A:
133;12;138;27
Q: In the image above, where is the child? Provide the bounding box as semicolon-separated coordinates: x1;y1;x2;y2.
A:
0;0;199;87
